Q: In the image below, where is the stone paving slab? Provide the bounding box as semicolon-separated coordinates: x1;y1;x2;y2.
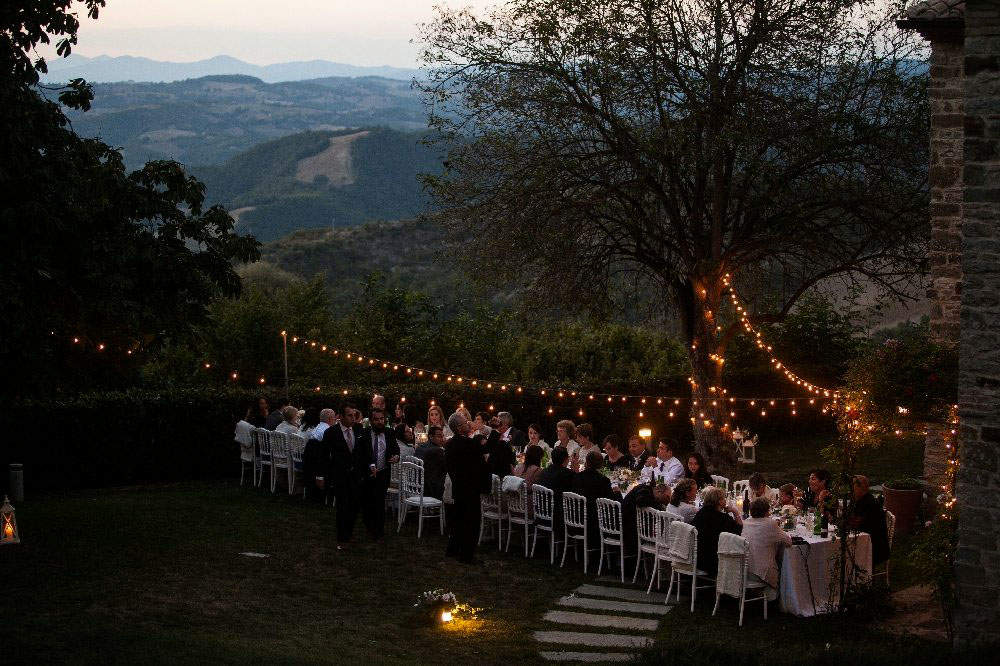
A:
539;651;635;662
575;583;668;604
534;631;654;648
557;596;672;615
542;610;659;632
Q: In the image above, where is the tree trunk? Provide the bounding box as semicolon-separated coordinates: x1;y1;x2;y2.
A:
675;274;736;477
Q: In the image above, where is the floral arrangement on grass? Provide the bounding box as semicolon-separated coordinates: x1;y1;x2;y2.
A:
415;589;457;623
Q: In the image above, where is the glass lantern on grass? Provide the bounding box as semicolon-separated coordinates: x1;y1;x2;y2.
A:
1;496;19;545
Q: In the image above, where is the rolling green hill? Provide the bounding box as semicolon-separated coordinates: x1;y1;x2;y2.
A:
193;127;443;242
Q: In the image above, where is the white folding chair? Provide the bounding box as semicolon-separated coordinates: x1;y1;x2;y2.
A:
397;462;444;538
713;533;768;626
647;511;678;594
269;431;290;494
531;485;557;564
256;429;274;489
402;455;423;467
633;506;660;583
596;498;625;582
561;492;589;573
248;427;265;487
286;434;306;497
386;461;402;516
479;475;507;549
711;475;730;491
732;479;750;497
505;477;534;557
873;510;896;587
665;521;714;611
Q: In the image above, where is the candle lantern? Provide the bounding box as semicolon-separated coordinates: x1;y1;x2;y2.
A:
1;495;19;545
638;428;652;440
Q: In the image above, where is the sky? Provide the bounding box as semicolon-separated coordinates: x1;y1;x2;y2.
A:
53;0;497;67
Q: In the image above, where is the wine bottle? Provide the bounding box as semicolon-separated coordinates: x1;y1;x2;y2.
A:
742;488;750;518
813;504;822;536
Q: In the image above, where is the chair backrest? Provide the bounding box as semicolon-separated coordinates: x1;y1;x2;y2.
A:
403;455;423;467
732;479;750;496
533;485;555;522
287;434;306;463
716;533;750;599
711;474;730;491
596;498;622;535
667;520;698;565
885;510;896;548
390;459;403;485
656;510;678;547
257;429;273;456
270;431;289;459
401;462;425;498
504;476;529;514
636;506;659;543
562;492;587;529
481;474;502;511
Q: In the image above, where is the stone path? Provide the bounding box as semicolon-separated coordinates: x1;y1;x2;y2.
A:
534;580;672;662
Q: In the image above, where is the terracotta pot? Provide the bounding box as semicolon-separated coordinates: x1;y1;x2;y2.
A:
883;487;922;535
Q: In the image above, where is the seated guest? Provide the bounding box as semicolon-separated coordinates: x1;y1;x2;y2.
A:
741;498;792;592
554;419;580;460
496;411;529;453
622;481;671;568
667;478;699;523
537;447;574;535
426;404;453;439
275;405;301;434
684;452;712;488
265;397;290;430
299;408;321;441
572;450;620;552
799;468;833;517
527;423;551;455
416;425;448;500
778;483;797;507
848;475;890;565
574;423;599;471
512;444;545;517
603;434;628;470
472;411;494;437
691;486;743;576
748;472;777;504
625;435;649;471
642;438;685;486
245;396;270;428
394;404;420;444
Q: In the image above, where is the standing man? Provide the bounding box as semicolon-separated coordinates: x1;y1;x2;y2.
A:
496;411;528;453
324;401;371;550
303;408;337;503
446;411;490;564
642;438;685;486
361;407;399;541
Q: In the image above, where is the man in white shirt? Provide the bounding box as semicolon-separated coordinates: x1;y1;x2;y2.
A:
642;438;685;485
311;408;336;441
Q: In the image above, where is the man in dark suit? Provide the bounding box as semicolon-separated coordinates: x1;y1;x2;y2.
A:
324;401;371;550
360;407;399;541
537;447;574;536
621;482;671;572
475;411;513;479
571;450;621;553
625;435;650;471
496;411;529;453
302;408;337;503
416;425;448;500
445;411;491;564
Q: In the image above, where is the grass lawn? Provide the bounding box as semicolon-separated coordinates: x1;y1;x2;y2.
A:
5;433;961;665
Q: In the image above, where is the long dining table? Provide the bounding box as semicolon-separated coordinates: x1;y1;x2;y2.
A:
778;527;873;617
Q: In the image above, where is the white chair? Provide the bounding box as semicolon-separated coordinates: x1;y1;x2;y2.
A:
386;461;402;516
443;473;454;505
255;428;272;489
647;511;679;594
236;421;254;486
561;492;590;573
873;510;897;587
248;427;265;487
397;462;444;538
739;436;757;464
632;506;660;583
665;521;714;611
402;455;423;467
286;434;306;497
531;485;558;564
505;477;534;557
596;498;625;582
711;475;730;491
479;475;507;549
269;431;290;494
732;479;750;497
713;533;768;626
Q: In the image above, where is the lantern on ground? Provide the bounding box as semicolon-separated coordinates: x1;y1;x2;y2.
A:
1;496;19;545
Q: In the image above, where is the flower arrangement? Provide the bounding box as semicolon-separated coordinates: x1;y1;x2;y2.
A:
415;589;457;623
780;505;799;530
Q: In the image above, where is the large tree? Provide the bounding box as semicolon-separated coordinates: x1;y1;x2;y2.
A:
418;0;929;471
1;1;260;394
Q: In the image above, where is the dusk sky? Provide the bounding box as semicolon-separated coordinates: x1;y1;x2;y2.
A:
52;0;496;66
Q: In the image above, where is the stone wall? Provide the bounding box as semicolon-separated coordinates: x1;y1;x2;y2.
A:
955;0;1000;646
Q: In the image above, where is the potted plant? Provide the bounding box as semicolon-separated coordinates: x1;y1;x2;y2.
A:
882;477;923;535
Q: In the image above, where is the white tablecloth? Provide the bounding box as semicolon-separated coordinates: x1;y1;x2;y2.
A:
778;530;872;617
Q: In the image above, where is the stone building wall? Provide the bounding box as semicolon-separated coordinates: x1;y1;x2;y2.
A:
955;0;1000;646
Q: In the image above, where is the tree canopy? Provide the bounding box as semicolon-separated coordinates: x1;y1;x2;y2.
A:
0;0;260;394
418;0;929;470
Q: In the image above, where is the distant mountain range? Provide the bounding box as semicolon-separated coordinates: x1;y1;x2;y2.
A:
41;54;421;84
54;74;426;168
